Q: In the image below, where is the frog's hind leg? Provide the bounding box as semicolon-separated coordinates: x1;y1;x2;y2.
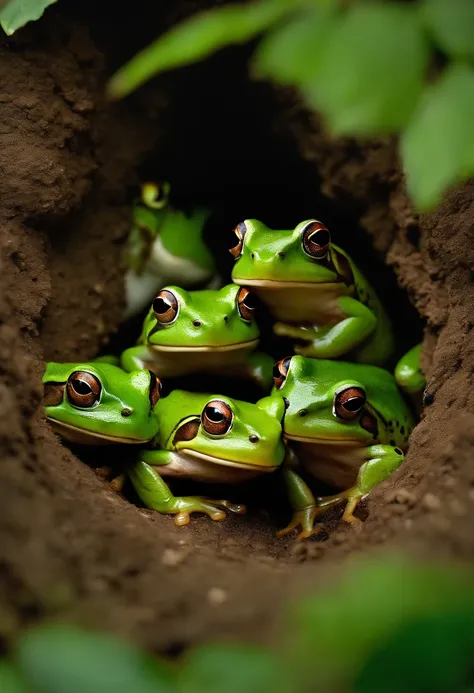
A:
316;444;406;524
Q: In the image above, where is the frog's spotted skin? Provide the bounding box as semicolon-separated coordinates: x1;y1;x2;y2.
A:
43;363;285;527
270;356;414;539
124;181;217;319
230;218;395;367
121;283;274;390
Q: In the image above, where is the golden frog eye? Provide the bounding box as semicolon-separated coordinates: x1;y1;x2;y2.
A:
67;371;101;409
272;356;292;390
237;287;258;322
202;400;233;436
302;221;331;259
141;181;170;210
148;371;162;409
229;221;247;259
153;290;179;324
334;386;366;421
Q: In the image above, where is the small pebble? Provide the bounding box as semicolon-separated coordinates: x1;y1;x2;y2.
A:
161;548;186;567
422;493;441;511
386;488;417;507
208;587;228;606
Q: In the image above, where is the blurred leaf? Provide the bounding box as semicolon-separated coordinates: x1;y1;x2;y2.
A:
0;662;31;693
0;0;58;35
402;63;474;210
177;643;294;693
289;556;474;690
421;0;474;60
107;0;301;99
356;608;474;693
16;625;174;693
255;4;339;86
304;3;429;135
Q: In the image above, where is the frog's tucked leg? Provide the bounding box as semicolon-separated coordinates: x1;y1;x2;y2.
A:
316;444;405;523
92;355;121;367
277;465;321;541
275;297;377;359
110;473;126;493
121;345;154;373
394;343;425;396
128;456;246;526
247;351;275;391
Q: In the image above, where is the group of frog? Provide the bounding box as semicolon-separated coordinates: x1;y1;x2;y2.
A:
43;183;425;539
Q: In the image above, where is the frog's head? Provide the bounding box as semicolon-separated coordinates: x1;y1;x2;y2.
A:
43;362;161;445
230;219;343;285
166;391;285;471
272;355;377;445
143;284;260;351
125;182;172;273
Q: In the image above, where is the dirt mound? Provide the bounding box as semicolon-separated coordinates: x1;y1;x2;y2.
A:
0;1;473;654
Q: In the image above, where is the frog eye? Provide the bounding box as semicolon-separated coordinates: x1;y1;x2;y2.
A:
229;221;247;259
141;181;170;210
302;221;331;259
67;371;101;408
202;400;233;436
237;287;258;321
334;386;366;421
148;371;162;409
153;290;179;324
273;356;292;390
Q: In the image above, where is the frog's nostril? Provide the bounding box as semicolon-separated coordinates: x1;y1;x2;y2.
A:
298;409;308;417
249;434;259;444
251;253;255;259
121;408;133;417
223;315;228;323
278;252;286;259
193;320;202;327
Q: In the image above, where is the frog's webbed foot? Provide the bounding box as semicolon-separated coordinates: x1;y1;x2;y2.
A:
316;490;364;524
276;505;323;541
172;497;246;526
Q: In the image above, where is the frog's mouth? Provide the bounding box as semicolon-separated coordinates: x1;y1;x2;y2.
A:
48;419;151;445
149;339;259;353
178;446;279;471
284;434;362;445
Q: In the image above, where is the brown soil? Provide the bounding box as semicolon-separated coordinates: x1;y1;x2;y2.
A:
1;0;473;655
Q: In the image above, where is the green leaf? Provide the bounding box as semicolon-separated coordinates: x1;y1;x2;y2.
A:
107;0;300;99
304;3;429;135
289;556;474;690
0;662;31;693
402;63;474;210
255;4;339;86
356;608;474;693
16;625;174;693
421;0;474;60
0;0;58;36
177;643;294;693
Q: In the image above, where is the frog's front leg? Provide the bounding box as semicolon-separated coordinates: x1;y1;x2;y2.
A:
246;351;275;391
316;444;405;524
394;343;425;397
121;345;155;373
277;452;321;541
128;454;246;526
275;297;377;359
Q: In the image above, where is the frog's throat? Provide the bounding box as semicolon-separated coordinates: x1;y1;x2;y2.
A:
176;446;278;471
47;418;152;445
232;279;345;289
149;339;259;353
284;434;362;445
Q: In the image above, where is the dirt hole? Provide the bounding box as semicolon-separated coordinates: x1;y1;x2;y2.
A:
1;0;474;654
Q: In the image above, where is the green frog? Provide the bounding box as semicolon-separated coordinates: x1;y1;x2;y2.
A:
124;181;218;319
120;283;274;390
43;362;285;526
271;355;414;539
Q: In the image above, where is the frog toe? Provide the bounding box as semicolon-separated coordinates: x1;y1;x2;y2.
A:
277;506;321;540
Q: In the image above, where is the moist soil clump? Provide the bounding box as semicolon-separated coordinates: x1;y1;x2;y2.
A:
1;0;473;654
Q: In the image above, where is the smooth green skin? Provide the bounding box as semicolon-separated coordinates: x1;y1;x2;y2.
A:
125;391;287;525
42;363;159;444
394;343;426;396
231;219;395;367
271;356;415;539
121;283;274;390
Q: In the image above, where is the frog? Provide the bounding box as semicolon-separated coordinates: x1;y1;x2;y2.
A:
270;355;415;540
124;181;218;319
120;283;274;390
229;218;395;368
128;390;286;526
43;361;285;526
